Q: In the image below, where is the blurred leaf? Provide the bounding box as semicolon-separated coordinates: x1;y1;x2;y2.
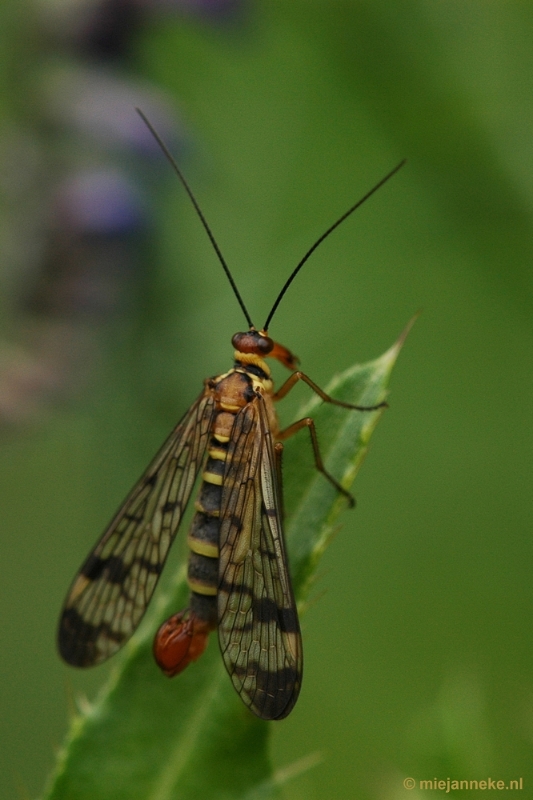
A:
42;325;411;800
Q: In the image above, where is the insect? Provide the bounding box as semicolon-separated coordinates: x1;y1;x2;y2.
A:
58;110;405;720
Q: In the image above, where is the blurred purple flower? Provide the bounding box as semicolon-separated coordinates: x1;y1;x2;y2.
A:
44;65;183;157
54;169;147;235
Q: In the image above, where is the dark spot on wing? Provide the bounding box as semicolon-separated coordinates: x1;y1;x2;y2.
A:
231;661;301;720
218;578;253;598
251;597;299;632
58;607;126;667
82;554;126;583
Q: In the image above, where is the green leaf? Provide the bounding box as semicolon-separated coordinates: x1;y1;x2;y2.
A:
42;322;413;800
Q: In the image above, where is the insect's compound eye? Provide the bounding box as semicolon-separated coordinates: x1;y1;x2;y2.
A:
232;331;274;356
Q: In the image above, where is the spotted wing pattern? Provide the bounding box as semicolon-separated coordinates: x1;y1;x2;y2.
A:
58;392;215;667
217;395;302;720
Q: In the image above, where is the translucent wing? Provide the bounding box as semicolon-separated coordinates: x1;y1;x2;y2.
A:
58;392;215;667
217;395;302;720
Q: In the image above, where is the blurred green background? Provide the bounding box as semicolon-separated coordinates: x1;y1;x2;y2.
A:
1;1;533;798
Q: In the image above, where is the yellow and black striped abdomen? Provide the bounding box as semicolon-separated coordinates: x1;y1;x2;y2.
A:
186;452;226;627
186;367;261;628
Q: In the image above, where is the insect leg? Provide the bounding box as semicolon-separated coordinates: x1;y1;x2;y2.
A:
273;371;387;411
277;417;355;507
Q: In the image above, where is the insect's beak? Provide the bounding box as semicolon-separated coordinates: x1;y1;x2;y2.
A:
269;341;299;371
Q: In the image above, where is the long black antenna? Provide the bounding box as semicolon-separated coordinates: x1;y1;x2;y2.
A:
263;159;407;331
136;108;254;329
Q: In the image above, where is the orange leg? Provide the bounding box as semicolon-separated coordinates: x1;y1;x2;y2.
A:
273;370;387;411
278;417;355;507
